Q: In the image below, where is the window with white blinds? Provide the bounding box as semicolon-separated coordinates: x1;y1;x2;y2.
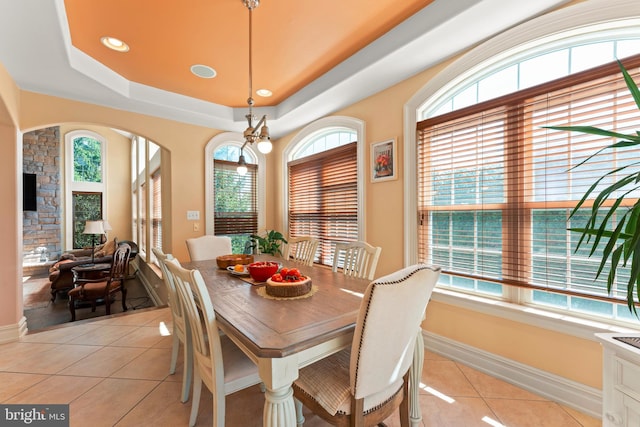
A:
289;142;358;266
418;54;640;310
213;159;258;237
151;169;162;250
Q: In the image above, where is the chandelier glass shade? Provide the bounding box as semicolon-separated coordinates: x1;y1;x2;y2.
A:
238;0;272;174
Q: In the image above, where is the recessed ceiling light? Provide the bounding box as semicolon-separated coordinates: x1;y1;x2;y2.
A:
191;64;217;79
100;36;129;52
256;89;272;97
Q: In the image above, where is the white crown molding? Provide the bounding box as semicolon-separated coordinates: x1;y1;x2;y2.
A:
0;0;568;138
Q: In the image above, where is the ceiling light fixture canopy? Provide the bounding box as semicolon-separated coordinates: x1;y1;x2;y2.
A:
238;0;272;174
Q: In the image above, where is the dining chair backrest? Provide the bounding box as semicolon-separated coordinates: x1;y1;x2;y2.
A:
185;235;232;261
152;247;183;320
284;235;319;266
291;264;441;425
164;260;260;427
152;247;192;402
332;241;382;280
109;243;132;282
350;264;440;402
165;261;219;371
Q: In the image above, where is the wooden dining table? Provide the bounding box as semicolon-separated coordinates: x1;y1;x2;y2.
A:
183;255;425;427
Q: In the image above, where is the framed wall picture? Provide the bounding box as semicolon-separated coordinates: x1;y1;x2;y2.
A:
371;139;396;182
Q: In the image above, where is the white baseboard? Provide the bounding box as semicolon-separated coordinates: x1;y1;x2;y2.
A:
423;331;602;419
0;316;28;344
136;270;162;307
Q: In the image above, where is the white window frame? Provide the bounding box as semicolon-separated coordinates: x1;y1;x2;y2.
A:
404;0;640;332
205;132;266;235
282;116;365;240
64;129;107;250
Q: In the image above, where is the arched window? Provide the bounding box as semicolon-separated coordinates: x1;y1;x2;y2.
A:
205;133;266;254
65;130;106;249
406;4;640;325
284;117;364;266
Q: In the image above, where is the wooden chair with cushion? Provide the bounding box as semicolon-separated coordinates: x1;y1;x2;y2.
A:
49;238;119;301
152;247;192;403
185;235;232;261
164;260;262;427
68;243;131;322
284;235;319;266
332;241;382;281
293;264;441;427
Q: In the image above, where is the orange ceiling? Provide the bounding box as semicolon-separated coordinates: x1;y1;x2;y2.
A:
63;0;434;108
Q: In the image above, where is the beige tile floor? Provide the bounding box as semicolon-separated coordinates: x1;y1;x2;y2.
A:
0;307;601;427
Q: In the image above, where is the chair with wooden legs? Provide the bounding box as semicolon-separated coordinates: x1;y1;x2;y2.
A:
152;247;192;403
68;243;131;321
284;235;319;266
164;260;262;427
332;241;382;281
293;264;441;427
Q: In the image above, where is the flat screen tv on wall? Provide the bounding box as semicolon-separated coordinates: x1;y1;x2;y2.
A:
23;172;37;211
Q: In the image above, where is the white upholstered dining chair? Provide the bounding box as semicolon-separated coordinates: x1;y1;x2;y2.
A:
332;241;382;280
164;260;261;427
284;235;319;266
152;247;192;403
185;235;232;261
293;264;441;427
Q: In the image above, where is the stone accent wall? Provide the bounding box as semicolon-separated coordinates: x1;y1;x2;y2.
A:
23;127;61;267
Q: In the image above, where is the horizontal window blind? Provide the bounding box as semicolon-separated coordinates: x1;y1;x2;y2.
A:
289;142;358;266
214;159;258;236
418;54;640;304
152;169;162;250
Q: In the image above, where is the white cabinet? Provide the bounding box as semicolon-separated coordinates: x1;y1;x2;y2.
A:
596;333;640;426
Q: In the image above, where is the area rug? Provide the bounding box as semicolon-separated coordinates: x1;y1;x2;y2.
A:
22;273;156;331
22;276;52;309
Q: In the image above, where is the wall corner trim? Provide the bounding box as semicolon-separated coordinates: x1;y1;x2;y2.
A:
0;316;28;344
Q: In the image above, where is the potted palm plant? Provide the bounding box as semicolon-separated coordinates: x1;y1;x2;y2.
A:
545;59;640;315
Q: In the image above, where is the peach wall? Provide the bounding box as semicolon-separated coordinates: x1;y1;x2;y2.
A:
19;92;220;263
0;30;606;388
425;301;602;388
0;62;21;327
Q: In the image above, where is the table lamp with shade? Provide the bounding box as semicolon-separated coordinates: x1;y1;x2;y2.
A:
83;220;105;265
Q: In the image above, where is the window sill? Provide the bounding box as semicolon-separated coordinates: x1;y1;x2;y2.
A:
431;288;640;342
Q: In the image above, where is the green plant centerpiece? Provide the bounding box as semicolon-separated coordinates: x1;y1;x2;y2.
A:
545;59;640;315
249;230;288;256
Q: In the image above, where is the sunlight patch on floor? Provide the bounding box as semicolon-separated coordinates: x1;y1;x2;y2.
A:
421;382;455;403
158;321;171;336
482;416;506;426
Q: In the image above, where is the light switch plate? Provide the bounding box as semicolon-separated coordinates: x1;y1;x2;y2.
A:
187;210;200;220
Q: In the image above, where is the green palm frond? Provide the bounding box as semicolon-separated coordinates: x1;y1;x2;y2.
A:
543;59;640;314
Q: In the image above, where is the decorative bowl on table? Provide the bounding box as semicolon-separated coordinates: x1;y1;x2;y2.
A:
216;254;254;269
246;261;280;282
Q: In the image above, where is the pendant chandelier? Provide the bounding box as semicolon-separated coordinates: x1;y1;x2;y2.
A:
238;0;271;175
